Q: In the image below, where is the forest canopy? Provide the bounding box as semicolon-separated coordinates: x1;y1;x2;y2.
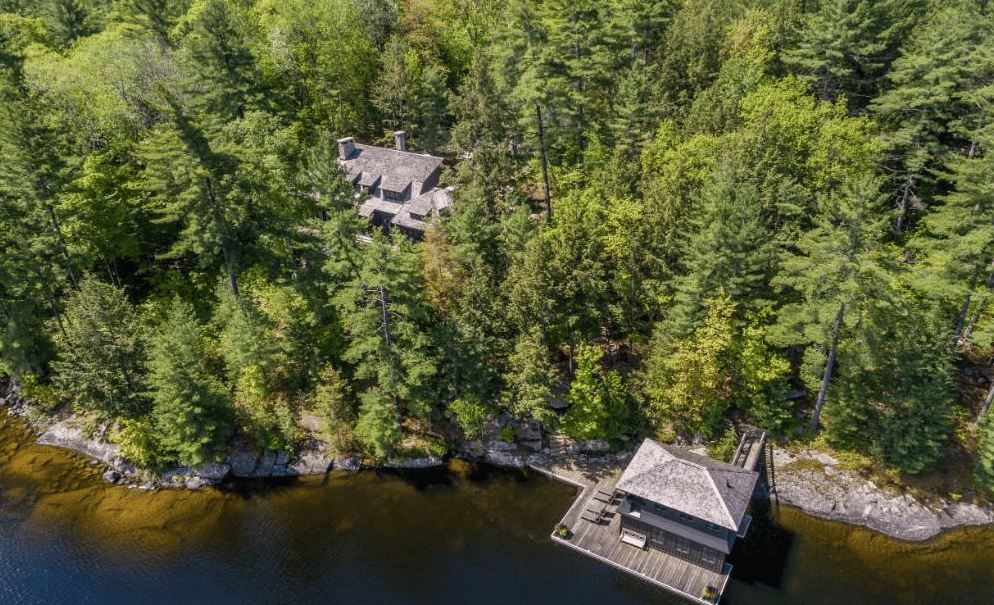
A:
2;0;994;490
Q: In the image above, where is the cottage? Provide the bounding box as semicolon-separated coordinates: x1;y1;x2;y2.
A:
614;438;758;573
337;131;452;239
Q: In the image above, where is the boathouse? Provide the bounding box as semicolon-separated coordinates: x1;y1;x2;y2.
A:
538;428;765;604
614;439;758;572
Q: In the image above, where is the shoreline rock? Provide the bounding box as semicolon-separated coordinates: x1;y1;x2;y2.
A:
5;387;993;541
765;447;994;541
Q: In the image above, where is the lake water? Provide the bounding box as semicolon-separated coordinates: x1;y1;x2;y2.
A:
2;416;994;605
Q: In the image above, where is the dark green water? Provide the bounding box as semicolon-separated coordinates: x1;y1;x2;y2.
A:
2;416;994;605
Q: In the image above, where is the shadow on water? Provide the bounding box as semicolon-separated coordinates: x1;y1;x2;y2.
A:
214;474;301;498
728;497;795;589
375;461;534;491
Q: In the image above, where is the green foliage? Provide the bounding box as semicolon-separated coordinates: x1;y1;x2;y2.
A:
733;311;792;432
312;364;357;454
783;0;919;107
333;233;436;416
18;372;63;412
823;301;957;474
561;344;631;440
355;387;401;459
706;425;739;463
449;395;490;438
147;297;231;466
502;326;555;423
497;422;516;443
646;294;736;436
110;416;162;468
976;413;994;494
52;276;148;418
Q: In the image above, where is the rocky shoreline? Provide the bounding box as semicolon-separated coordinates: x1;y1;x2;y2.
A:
766;448;994;541
4;382;993;542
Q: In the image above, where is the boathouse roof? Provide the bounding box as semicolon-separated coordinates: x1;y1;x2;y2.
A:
616;438;758;531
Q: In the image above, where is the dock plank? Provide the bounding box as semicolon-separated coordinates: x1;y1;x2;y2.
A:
534;458;727;605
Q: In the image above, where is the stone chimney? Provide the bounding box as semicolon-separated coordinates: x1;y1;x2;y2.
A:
394;130;407;152
337;137;355;160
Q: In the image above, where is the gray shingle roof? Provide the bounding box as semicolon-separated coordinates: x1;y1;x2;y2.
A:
617;438;758;530
341;144;443;195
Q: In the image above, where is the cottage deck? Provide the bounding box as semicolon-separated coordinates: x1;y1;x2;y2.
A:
531;459;730;604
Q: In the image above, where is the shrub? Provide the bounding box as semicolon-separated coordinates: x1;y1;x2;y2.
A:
707;425;739;463
449;396;490;438
498;423;517;443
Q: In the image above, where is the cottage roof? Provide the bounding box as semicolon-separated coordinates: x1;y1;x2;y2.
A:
358;198;404;218
341;144;443;194
616;438;758;531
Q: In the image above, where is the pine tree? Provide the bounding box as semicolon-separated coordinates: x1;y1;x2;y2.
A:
772;174;893;429
824;300;956;473
180;0;261;122
871;4;994;235
919;129;994;350
333;234;436;418
147;297;231;466
502;326;556;422
52;276;148;418
668;167;777;338
355;386;401;459
783;0;920;107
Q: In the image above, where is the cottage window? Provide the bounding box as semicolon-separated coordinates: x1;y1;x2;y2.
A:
383;189;404;202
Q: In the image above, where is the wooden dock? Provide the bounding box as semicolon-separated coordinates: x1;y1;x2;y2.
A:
532;428;767;604
531;458;729;604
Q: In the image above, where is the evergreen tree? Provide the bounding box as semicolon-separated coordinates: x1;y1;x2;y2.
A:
562;343;631;439
180;0;261;122
52;276;148;418
645;294;735;436
333;234;436;418
45;0;98;47
871;4;994;235
783;0;919;107
355;386;401;459
668;167;777;337
502;326;556;422
976;412;994;493
147;297;231;466
772;174;893;429
919;129;994;349
824;301;956;474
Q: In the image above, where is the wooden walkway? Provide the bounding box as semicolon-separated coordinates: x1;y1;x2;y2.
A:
730;426;767;472
531;457;729;604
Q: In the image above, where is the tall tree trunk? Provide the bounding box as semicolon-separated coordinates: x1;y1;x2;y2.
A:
893;177;912;236
45;202;79;291
377;285;401;415
117;350;134;392
812;304;845;429
204;176;239;299
536;104;552;222
963;261;994;344
978;379;994;424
